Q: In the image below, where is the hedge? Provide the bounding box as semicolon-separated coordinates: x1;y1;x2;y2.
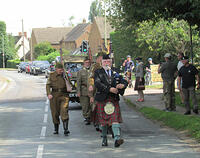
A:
6;59;21;68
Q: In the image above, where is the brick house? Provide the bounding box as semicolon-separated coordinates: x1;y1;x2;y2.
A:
88;16;114;56
31;27;72;59
60;21;91;53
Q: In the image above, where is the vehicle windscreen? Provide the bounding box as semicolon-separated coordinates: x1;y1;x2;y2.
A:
65;63;82;72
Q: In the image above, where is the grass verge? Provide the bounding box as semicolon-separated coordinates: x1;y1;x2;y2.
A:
124;97;200;142
139;107;200;141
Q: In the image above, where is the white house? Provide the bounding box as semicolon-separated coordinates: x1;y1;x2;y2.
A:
14;32;30;59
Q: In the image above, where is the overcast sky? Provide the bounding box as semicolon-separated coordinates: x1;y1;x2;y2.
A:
0;0;94;37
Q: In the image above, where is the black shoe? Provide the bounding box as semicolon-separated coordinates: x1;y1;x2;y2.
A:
85;121;91;125
63;120;70;136
53;131;59;134
53;124;59;134
170;108;176;112
193;109;199;114
85;118;91;125
114;139;124;147
64;130;70;136
184;111;191;115
163;108;170;112
102;137;108;146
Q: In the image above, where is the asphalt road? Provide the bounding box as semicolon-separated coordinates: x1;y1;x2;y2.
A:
0;70;199;158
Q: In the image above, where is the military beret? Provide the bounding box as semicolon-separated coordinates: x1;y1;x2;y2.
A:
102;54;111;60
55;63;64;69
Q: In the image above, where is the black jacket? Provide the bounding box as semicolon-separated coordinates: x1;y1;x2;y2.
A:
94;67;128;102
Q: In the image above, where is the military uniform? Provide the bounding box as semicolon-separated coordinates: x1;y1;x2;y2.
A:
88;62;102;129
46;63;71;135
159;60;177;111
77;67;91;124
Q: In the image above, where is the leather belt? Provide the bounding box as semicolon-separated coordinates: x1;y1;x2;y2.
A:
52;88;67;93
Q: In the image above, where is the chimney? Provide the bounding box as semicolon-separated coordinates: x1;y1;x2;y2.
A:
18;32;27;38
18;32;22;36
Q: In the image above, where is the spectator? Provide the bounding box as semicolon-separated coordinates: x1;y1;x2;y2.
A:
123;55;134;88
177;52;184;104
177;56;200;115
158;53;177;112
134;57;145;102
145;58;153;85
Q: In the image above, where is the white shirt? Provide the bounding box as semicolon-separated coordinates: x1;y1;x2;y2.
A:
177;61;184;71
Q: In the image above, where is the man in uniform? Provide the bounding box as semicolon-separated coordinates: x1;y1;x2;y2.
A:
88;52;104;130
158;53;177;112
46;63;71;136
77;57;91;125
94;54;128;147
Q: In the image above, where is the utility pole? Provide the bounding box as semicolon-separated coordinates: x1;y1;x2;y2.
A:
22;19;25;61
189;24;193;64
0;33;5;68
104;0;107;51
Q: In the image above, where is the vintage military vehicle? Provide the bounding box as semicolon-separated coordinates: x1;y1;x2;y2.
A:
63;55;86;103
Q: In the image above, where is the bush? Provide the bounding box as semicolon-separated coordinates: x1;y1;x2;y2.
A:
36;51;60;63
7;59;20;68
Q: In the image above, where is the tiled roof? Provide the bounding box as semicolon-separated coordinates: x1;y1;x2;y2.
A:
32;27;73;44
14;36;21;44
64;23;90;42
95;16;114;39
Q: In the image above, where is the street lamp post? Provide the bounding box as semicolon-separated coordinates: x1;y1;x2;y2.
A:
0;33;5;68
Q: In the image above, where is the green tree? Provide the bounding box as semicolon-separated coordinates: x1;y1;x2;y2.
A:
107;0;200;30
68;16;75;27
36;51;60;63
7;34;17;59
89;0;103;22
34;42;56;58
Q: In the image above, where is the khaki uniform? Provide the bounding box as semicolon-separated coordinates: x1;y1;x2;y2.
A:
77;67;91;119
46;71;70;124
88;63;101;98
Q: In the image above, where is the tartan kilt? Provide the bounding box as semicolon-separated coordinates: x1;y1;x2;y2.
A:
94;97;122;126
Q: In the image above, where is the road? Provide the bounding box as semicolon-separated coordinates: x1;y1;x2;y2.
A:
0;70;199;158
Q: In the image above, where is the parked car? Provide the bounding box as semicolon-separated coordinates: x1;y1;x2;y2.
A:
17;62;28;73
30;61;50;75
25;62;32;73
45;64;55;78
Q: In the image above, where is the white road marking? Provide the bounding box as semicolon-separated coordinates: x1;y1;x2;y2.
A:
45;105;48;112
36;145;44;158
40;126;46;139
43;114;48;123
45;98;49;105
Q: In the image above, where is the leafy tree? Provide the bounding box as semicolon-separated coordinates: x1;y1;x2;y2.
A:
107;0;200;30
89;0;103;22
36;51;60;63
68;16;75;27
7;34;17;59
34;42;56;58
111;19;200;67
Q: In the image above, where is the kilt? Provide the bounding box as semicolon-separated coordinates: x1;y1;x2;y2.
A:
95;97;122;126
134;77;145;91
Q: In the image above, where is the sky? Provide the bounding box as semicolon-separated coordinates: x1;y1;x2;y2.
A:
0;0;94;37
